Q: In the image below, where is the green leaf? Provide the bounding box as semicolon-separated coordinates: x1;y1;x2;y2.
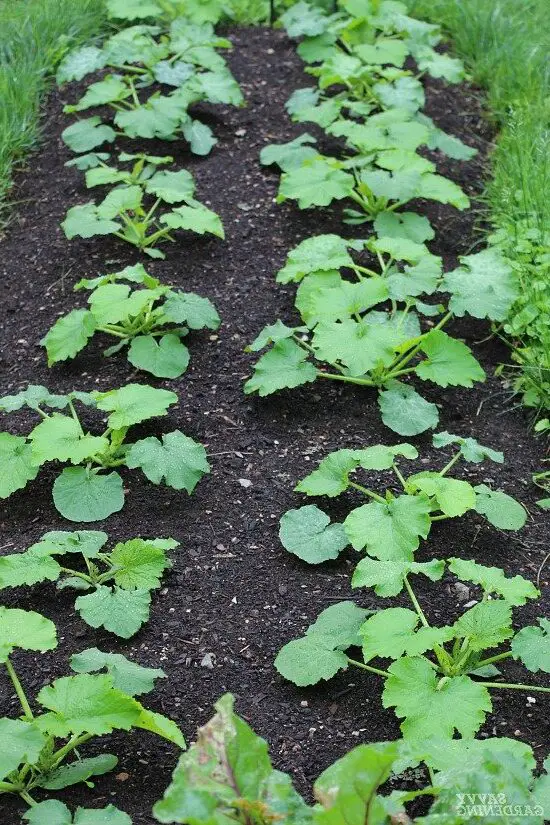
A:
360;607;453;661
135;707;185;748
295;449;358;497
126;430;209;494
374;76;425;113
280;1;328;37
279;505;348;564
39;530;108;557
370;235;430;263
352;557;445;597
154;60;195;87
0;544;61;588
106;0;161;20
71;648;165;696
443;249;519;321
37;673;140;736
52;468;125;522
260;134;318;171
344;495;432;560
153;693;308;824
511;619;550;673
144;169;195;204
29;414;108;465
383;657;492;740
160;204;225;238
474;484;527;531
378;381;439;435
128;334;190;379
56;46;106;83
407;474;476;517
432;431;504;464
94;383;177;429
275;637;349;686
306;602;370;648
297;279;389;328
277;233;359;284
416;48;465;83
75;586;151;638
110;538;170;590
374;211;434;243
24;800;72;825
356;38;409;66
62;117;116;153
312;318;398;376
190;69;243;105
0;385;73;412
0;607;57;662
61;204;119;240
313;742;397;825
41;754;118;790
97;185;142;219
354;443;419;470
0;718;46;780
0;433;39;498
448;558;538;606
416;329;485;388
182;119;217;155
163;291;220;330
42;309;96;365
66;152;110;171
416;172;470;210
68;75;129;111
244;339;317;397
454;600;514;652
277;158;354;209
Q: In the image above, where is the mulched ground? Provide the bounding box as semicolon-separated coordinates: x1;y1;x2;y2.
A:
0;26;548;824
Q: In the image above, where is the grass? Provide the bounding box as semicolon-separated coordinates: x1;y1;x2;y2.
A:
406;0;550;416
0;0;108;225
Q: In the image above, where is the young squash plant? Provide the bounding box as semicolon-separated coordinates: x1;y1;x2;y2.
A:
0;384;209;521
153;692;549;825
58;14;243;155
42;263;220;378
61;153;224;258
0;607;183;809
278;434;526;568
245;233;519;434
0;531;178;638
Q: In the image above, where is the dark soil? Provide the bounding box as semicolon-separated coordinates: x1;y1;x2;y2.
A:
0;26;548;825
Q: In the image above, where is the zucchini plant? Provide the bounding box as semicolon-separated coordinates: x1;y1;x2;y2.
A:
278;435;526;568
61;153;223;258
245;233;519;434
0;383;209;521
153;692;548;824
58;14;243;155
0;607;183;809
0;531;178;638
42;263;220;378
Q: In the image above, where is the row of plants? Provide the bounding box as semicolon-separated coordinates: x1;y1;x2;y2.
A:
1;1;548;823
244;0;520;437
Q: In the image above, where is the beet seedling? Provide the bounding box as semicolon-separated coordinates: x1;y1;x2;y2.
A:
0;383;209;521
0;531;179;638
245;234;519;434
0;608;183;808
61;153;224;258
42;263;220;378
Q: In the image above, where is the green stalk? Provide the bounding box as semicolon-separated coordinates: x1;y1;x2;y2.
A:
317;371;376;387
348;480;387;504
347;657;388;678
0;781;19;792
58;566;94;584
4;659;33;720
483;682;550;694
48;733;94;770
438;451;462;477
392;462;408;490
19;790;37;806
475;651;513;668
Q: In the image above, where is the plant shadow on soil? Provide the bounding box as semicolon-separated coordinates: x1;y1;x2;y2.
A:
0;26;548;824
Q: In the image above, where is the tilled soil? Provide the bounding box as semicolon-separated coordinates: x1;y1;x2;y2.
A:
0;26;548;824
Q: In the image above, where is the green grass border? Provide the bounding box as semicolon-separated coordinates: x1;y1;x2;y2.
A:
0;0;108;225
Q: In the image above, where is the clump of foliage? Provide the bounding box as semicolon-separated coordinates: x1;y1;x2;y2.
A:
0;384;209;521
61;153;224;257
42;263;220;377
153;692;549;824
57;9;244;156
0;531;179;638
245;233;518;434
278;434;526;568
0;607;183;809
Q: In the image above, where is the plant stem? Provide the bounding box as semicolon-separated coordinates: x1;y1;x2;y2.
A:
347;657;388;678
475;651;513;668
316;371;375;387
482;682;550;694
0;781;18;791
438;450;462;477
392;463;408;490
348;480;387;504
49;733;93;769
20;791;37;806
403;576;430;628
4;659;33;720
430;514;450;522
58;567;93;584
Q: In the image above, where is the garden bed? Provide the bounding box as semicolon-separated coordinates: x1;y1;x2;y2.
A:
0;24;548;825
